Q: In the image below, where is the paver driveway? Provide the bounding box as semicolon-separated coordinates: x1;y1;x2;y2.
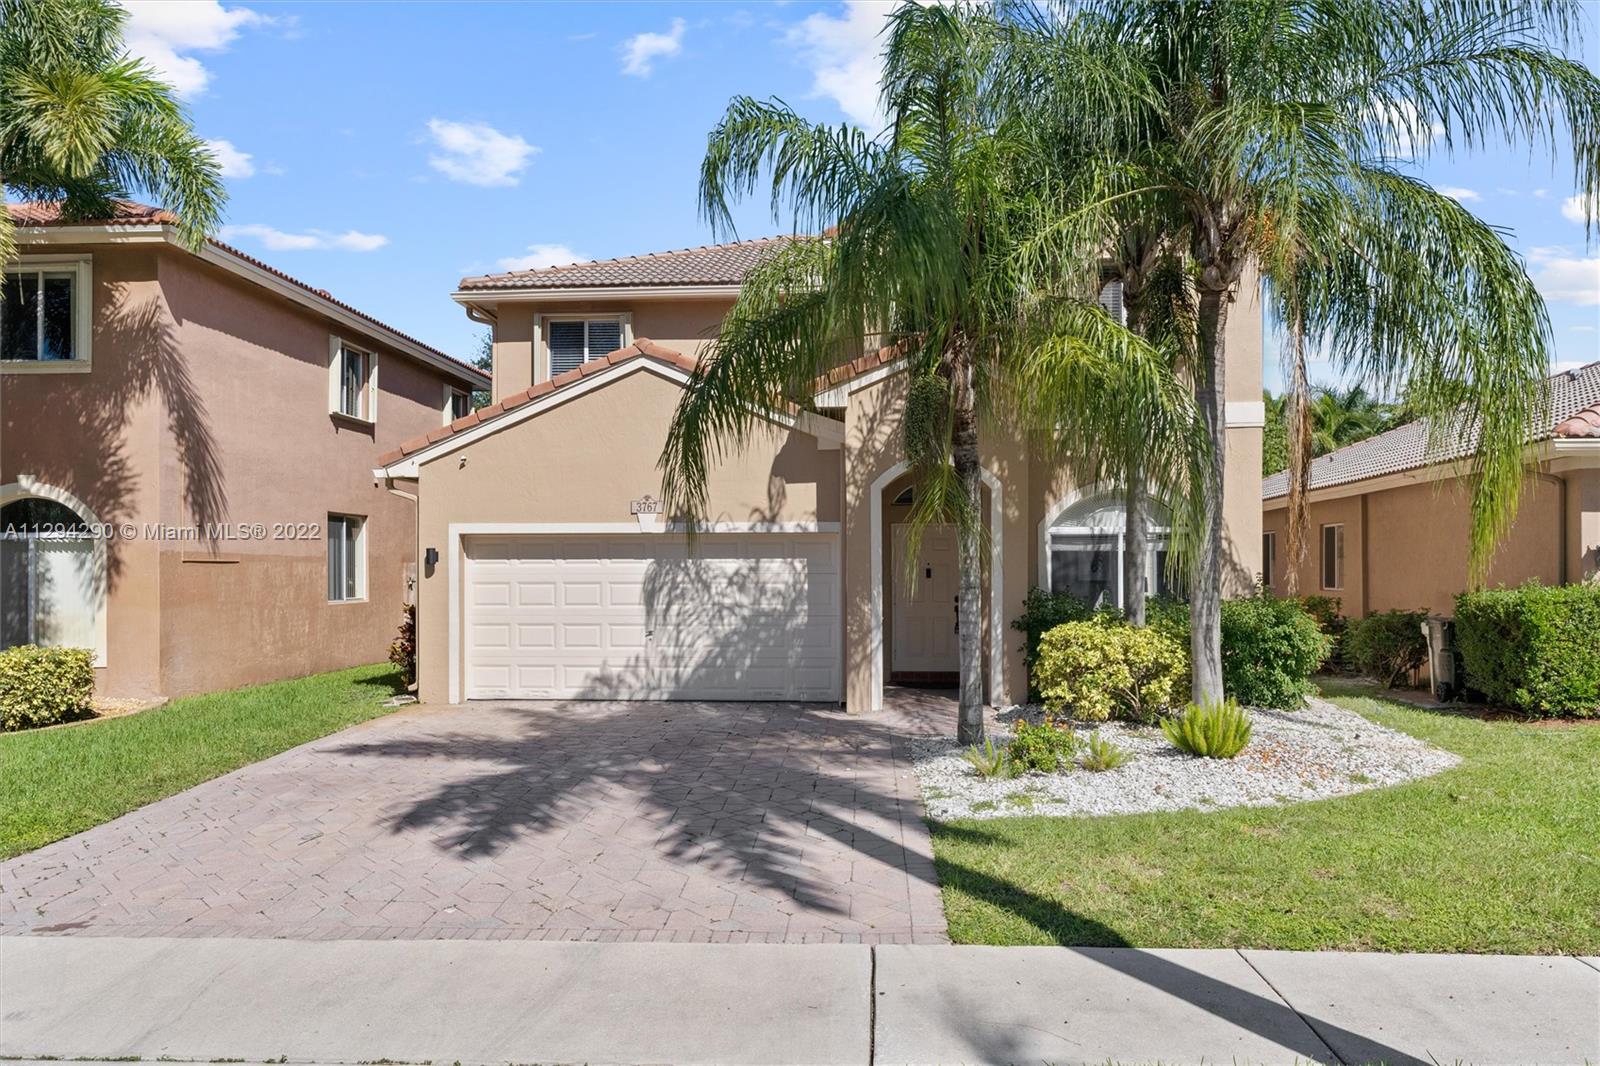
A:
0;695;950;943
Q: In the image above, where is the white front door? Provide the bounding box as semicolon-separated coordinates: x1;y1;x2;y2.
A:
891;523;959;674
464;533;841;701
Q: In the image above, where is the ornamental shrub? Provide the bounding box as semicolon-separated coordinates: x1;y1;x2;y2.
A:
1161;698;1253;759
1007;717;1080;773
0;645;94;732
1219;594;1331;709
1011;586;1096;697
1033;618;1188;723
388;602;417;687
1146;595;1329;709
1455;583;1600;717
1345;609;1429;687
1294;595;1349;669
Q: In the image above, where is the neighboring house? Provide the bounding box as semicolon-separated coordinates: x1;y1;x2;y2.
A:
1;201;489;700
376;239;1267;710
1262;360;1600;617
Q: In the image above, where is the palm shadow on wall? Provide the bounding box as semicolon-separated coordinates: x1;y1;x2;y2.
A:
7;289;227;594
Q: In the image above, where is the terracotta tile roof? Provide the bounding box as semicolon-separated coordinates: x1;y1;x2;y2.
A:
1263;359;1600;500
377;338;698;466
816;342;909;392
1554;399;1600;438
8;199;486;384
458;235;798;291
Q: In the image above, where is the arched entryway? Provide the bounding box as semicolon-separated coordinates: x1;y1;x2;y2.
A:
1;480;107;665
868;461;1003;712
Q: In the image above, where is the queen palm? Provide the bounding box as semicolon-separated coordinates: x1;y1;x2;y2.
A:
659;4;1203;741
0;0;225;265
1021;0;1600;701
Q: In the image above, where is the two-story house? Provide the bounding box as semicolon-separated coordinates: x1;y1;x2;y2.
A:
375;238;1265;711
1;201;489;700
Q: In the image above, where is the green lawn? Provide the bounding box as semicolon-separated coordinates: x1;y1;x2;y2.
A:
0;664;404;859
931;681;1600;953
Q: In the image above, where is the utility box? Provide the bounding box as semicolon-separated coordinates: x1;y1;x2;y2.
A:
1422;616;1461;701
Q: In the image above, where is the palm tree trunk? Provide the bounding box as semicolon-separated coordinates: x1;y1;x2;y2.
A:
1191;286;1230;705
950;354;986;745
1122;284;1148;626
1124;475;1148;625
1284;316;1312;596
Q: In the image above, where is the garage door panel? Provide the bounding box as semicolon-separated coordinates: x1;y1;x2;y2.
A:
464;533;840;701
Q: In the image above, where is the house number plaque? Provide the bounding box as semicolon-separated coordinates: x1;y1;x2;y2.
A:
630;494;664;516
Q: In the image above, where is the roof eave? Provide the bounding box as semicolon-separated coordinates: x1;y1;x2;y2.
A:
450;283;744;303
17;222;488;390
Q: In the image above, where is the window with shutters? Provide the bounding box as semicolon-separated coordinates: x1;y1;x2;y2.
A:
547;317;625;377
1097;277;1126;324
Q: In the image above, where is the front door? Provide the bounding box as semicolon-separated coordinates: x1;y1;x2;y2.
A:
891;523;959;677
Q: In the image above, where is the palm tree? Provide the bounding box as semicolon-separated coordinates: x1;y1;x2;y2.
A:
1020;0;1600;702
659;4;1202;741
0;0;225;264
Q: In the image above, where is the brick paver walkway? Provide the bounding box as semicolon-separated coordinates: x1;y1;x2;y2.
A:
0;693;951;943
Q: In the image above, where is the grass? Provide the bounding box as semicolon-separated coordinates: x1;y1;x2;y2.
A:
931;679;1600;953
0;664;404;859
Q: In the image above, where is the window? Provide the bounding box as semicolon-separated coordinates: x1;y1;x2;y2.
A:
1096;277;1126;324
548;317;624;377
330;341;376;422
445;386;471;424
1046;494;1176;610
1;492;104;663
1262;531;1277;591
2;259;91;368
1321;523;1344;590
327;514;365;601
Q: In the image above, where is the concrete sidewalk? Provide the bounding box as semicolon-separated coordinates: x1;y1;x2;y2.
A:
1;937;1595;1065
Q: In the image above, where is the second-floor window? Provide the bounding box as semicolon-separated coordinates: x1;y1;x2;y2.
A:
446;387;471;423
2;260;90;365
548;318;623;377
334;342;375;421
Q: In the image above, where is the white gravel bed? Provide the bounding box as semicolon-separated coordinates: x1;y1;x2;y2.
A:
912;697;1460;820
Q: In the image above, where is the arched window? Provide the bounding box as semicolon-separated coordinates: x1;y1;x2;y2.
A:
1046;493;1176;610
1;487;105;662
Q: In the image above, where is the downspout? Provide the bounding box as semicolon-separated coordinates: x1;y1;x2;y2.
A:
1359;494;1370;617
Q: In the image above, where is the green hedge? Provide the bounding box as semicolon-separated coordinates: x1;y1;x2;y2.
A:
1346;609;1430;687
1151;594;1330;710
0;645;95;732
1455;583;1600;717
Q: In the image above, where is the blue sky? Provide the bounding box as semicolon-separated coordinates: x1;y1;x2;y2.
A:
121;0;1598;385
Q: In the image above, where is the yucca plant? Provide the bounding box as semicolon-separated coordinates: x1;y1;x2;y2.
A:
1078;732;1132;772
961;737;1015;779
1162;698;1252;759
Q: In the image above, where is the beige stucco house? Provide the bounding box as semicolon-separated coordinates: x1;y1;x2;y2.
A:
377;238;1266;711
1262;360;1600;616
1;201;489;700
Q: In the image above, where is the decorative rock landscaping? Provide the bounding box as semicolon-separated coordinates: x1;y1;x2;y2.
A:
911;697;1460;820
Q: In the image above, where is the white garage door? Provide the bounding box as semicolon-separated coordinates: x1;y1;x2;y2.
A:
464;533;841;701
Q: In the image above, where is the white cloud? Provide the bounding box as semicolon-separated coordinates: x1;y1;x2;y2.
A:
425;119;538;187
118;1;267;97
786;1;893;130
219;224;388;252
1527;249;1600;306
203;138;254;178
1533;188;1549;199
620;18;686;77
1570;325;1596;334
1553;359;1591;374
1561;192;1598;225
495;243;587;272
1437;185;1480;202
